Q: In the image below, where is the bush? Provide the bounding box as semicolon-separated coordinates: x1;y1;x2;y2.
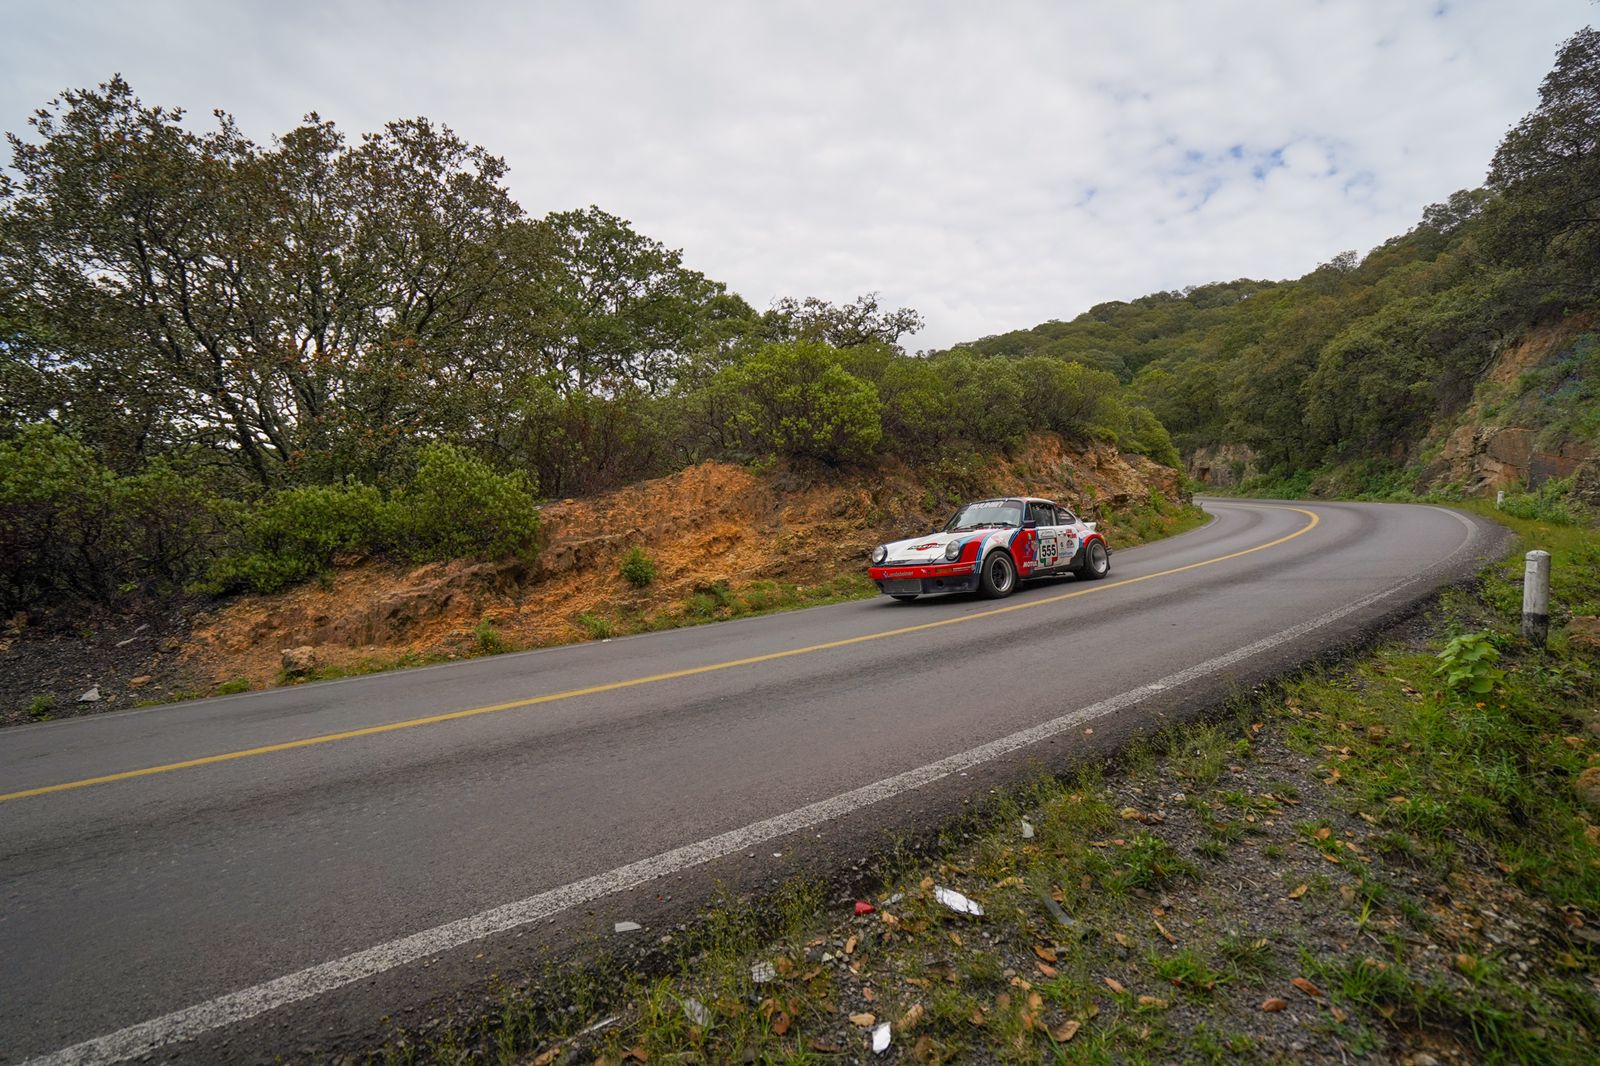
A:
394;442;541;563
619;546;657;588
206;481;393;594
1119;405;1182;468
0;425;227;609
724;340;883;463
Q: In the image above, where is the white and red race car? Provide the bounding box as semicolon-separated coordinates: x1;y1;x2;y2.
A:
867;496;1110;601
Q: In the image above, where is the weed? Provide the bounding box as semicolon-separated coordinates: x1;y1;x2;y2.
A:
619;547;657;588
472;618;510;655
575;614;614;640
213;677;251;695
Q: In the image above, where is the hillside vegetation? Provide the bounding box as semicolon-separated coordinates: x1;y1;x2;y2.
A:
0;79;1174;621
941;28;1600;502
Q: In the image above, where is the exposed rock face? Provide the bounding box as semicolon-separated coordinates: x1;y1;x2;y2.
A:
1427;425;1594;495
1187;445;1259;489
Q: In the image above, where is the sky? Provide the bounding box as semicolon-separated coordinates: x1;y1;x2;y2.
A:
3;0;1594;350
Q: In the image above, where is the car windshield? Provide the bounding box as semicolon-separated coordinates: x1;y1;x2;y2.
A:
943;499;1023;532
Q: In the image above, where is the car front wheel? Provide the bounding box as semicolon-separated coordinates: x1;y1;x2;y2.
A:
979;550;1017;599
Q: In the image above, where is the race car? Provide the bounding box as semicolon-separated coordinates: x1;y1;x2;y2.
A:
867;496;1110;601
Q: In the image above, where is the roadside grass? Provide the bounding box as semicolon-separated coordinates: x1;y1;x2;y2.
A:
367;503;1600;1065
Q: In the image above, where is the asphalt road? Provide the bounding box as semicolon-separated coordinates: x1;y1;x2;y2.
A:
0;499;1507;1064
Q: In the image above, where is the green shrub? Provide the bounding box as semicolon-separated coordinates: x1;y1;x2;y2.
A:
575;613;614;639
472;618;509;655
1118;405;1182;468
724;340;883;463
395;442;541;563
0;425;227;609
619;546;657;588
206;481;392;594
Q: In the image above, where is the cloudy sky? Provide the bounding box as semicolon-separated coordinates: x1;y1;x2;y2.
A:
4;1;1593;349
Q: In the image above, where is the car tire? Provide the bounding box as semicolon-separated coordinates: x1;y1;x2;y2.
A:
890;594;919;602
1080;539;1110;580
979;550;1017;599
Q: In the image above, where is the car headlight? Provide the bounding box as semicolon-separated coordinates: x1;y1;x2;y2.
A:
944;540;963;561
871;544;888;564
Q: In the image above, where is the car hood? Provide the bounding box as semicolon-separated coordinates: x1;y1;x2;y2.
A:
880;529;1001;563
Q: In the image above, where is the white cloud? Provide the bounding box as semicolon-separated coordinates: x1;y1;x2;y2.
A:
2;0;1592;349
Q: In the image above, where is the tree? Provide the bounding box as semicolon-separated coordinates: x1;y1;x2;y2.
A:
518;206;754;394
1486;27;1600;300
765;293;924;351
722;340;883;464
0;78;527;485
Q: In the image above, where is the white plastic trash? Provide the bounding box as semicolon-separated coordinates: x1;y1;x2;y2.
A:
872;1021;892;1053
935;886;984;916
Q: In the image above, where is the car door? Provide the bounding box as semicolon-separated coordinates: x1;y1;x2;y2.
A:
1028;501;1066;572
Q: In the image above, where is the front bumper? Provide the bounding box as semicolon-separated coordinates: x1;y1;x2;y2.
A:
867;560;980;596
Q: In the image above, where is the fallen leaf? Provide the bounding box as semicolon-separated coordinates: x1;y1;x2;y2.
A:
899;1003;925;1031
1050;1019;1081;1042
1455;953;1479;974
1260;997;1287;1012
800;966;822;981
808;1038;843;1053
1291;977;1324;998
623;1048;649;1064
1103;976;1127;995
1036;961;1058;977
771;1012;790;1036
1154;919;1177;944
968;1005;986;1026
844;936;858;956
948;931;962;947
862;987;876;1002
850;1012;877;1027
912;1034;936;1061
1034;944;1058;963
1137;995;1169;1009
1287;884;1308;900
1314;827;1331;840
1112;932;1131;947
531;1047;564;1066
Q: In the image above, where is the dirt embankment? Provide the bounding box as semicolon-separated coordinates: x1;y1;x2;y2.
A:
1418;317;1598;496
1;435;1181;718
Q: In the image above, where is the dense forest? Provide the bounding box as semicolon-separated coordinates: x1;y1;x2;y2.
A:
943;27;1600;488
0;79;1173;613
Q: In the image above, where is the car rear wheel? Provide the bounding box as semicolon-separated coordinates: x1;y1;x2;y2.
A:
979;550;1017;599
1080;539;1110;580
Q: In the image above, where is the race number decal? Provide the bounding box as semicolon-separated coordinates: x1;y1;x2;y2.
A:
1038;535;1059;568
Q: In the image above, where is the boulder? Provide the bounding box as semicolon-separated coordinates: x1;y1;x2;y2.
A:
1576;767;1600;815
280;645;320;677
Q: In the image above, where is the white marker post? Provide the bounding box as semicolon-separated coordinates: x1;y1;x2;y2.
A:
1523;550;1550;647
1496;490;1506;510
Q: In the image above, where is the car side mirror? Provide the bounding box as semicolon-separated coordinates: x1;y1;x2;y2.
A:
1022;519;1037;529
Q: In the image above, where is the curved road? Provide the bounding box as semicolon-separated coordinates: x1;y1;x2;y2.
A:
0;500;1506;1064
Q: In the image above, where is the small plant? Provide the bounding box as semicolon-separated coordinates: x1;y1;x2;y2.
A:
576;613;614;640
213;677;251;695
619;547;657;588
27;694;54;720
1434;632;1503;699
473;619;509;655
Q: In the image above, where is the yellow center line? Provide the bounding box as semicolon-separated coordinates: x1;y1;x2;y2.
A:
2;505;1319;804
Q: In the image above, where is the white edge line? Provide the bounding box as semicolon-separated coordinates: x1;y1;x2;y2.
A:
25;506;1492;1066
